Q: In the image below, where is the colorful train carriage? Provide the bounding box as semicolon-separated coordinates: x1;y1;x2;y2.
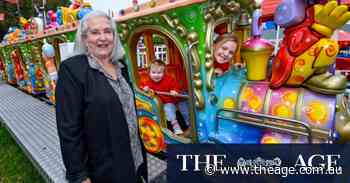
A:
115;0;350;153
0;26;76;103
0;0;350;156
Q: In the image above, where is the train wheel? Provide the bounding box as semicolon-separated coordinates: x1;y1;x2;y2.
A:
138;116;166;153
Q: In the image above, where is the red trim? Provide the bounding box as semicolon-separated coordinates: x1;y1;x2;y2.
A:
259;15;274;23
4;0;16;4
336;57;350;71
338;30;350;42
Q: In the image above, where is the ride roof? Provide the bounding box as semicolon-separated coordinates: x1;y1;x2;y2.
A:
116;0;206;22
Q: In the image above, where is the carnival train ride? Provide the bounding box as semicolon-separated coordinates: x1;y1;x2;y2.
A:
0;0;90;103
1;0;350;155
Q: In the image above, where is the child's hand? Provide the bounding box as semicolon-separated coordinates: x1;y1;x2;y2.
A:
215;68;224;76
234;62;245;70
143;86;154;95
143;86;150;92
170;90;179;96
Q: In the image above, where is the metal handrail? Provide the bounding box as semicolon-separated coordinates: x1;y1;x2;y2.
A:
214;109;320;143
154;91;189;99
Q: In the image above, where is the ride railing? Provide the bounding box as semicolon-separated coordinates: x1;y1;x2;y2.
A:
215;109;337;143
154;91;189;99
341;94;350;116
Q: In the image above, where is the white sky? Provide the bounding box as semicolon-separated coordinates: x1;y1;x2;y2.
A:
86;0;149;14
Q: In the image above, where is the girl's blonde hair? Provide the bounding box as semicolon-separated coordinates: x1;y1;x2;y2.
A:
214;32;241;63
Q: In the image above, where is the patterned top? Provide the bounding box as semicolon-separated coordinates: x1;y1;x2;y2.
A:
87;55;143;171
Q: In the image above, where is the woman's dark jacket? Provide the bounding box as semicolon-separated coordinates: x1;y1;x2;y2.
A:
55;55;147;183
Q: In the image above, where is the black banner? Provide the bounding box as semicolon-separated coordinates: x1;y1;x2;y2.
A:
167;144;350;183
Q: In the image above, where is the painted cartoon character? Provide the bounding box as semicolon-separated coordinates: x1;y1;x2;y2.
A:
60;0;83;25
19;17;30;32
6;28;22;43
271;0;350;94
46;10;59;29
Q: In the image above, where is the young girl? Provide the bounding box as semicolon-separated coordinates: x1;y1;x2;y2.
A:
214;33;241;76
140;59;187;135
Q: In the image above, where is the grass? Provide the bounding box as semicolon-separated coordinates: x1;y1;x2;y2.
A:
0;125;45;183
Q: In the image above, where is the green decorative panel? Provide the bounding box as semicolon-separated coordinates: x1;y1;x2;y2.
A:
66;31;77;42
18;43;33;66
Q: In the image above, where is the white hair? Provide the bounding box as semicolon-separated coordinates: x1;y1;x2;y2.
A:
73;10;125;61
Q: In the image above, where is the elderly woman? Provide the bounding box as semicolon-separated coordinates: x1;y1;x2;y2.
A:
56;11;147;183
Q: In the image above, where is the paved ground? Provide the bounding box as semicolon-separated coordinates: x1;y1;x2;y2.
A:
0;82;166;183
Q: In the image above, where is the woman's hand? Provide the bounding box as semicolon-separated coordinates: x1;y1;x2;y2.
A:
81;178;91;183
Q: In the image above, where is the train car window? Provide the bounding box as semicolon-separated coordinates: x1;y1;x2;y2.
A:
212;22;241;77
130;30;191;137
134;31;187;91
135;34;168;70
152;34;168;64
